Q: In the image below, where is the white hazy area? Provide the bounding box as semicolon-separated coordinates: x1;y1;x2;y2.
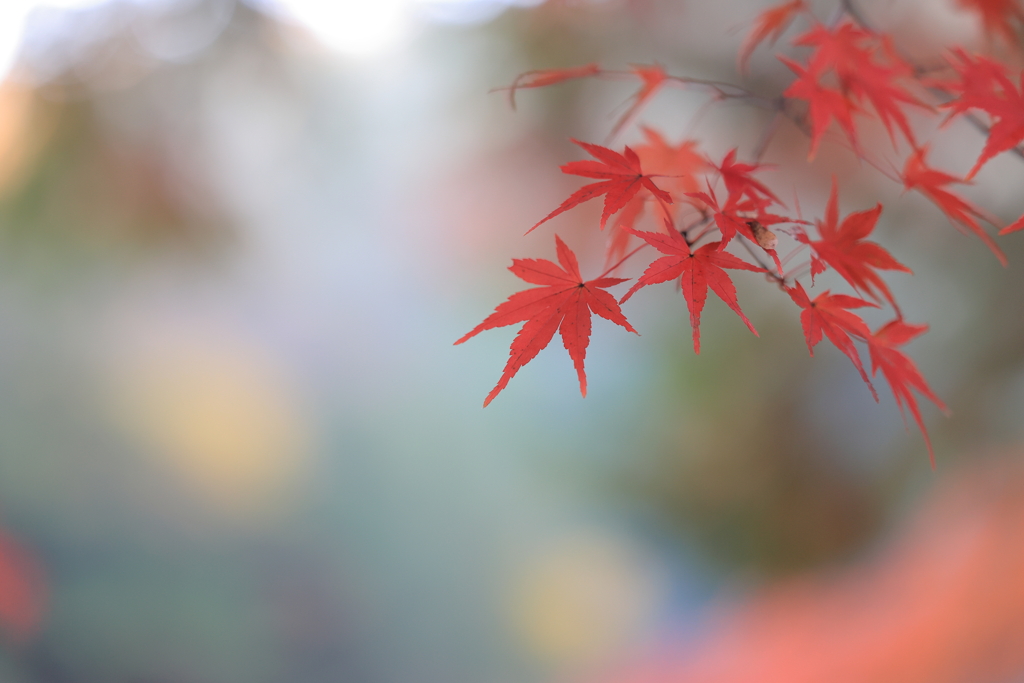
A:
0;0;545;82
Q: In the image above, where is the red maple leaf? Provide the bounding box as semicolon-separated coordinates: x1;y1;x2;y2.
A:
844;35;924;148
780;55;860;160
956;0;1024;46
620;227;765;353
794;21;875;82
901;146;1007;266
455;235;636;406
787;282;878;399
714;148;783;207
931;47;1009;106
785;23;923;153
529;139;673;234
800;177;911;310
605;128;708;266
495;63;602;110
943;49;1024;180
738;0;806;74
868;319;950;467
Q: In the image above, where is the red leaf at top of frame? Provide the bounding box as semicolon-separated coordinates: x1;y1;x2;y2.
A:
956;0;1024;47
605;128;708;266
738;0;806;75
619;227;765;353
795;22;912;85
787;281;878;400
789;22;924;149
848;36;924;148
794;21;872;76
868;319;950;467
455;235;636;406
942;49;1024;180
780;55;860;160
901;146;1008;266
799;177;911;310
494;63;602;110
529;139;673;234
610;64;669;140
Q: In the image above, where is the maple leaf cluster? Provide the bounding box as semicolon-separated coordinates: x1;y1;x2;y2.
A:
458;0;1024;467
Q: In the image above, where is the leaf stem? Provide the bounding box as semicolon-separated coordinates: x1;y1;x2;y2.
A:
600;243;650;279
785;261;813;282
738;237;785;284
780;242;808;267
684;214;716;245
752;108;785;162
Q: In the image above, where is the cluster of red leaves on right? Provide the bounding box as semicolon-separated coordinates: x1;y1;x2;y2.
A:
942;49;1024;181
781;20;922;157
459;0;1024;466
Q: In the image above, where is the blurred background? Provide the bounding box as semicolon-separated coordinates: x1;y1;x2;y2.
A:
0;0;1022;681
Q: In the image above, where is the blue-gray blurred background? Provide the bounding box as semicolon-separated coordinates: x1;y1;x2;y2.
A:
0;0;1023;681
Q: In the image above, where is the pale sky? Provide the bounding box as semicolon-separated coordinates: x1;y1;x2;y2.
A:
0;0;545;81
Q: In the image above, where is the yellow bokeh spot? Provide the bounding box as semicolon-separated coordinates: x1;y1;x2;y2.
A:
510;534;666;668
107;332;310;518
